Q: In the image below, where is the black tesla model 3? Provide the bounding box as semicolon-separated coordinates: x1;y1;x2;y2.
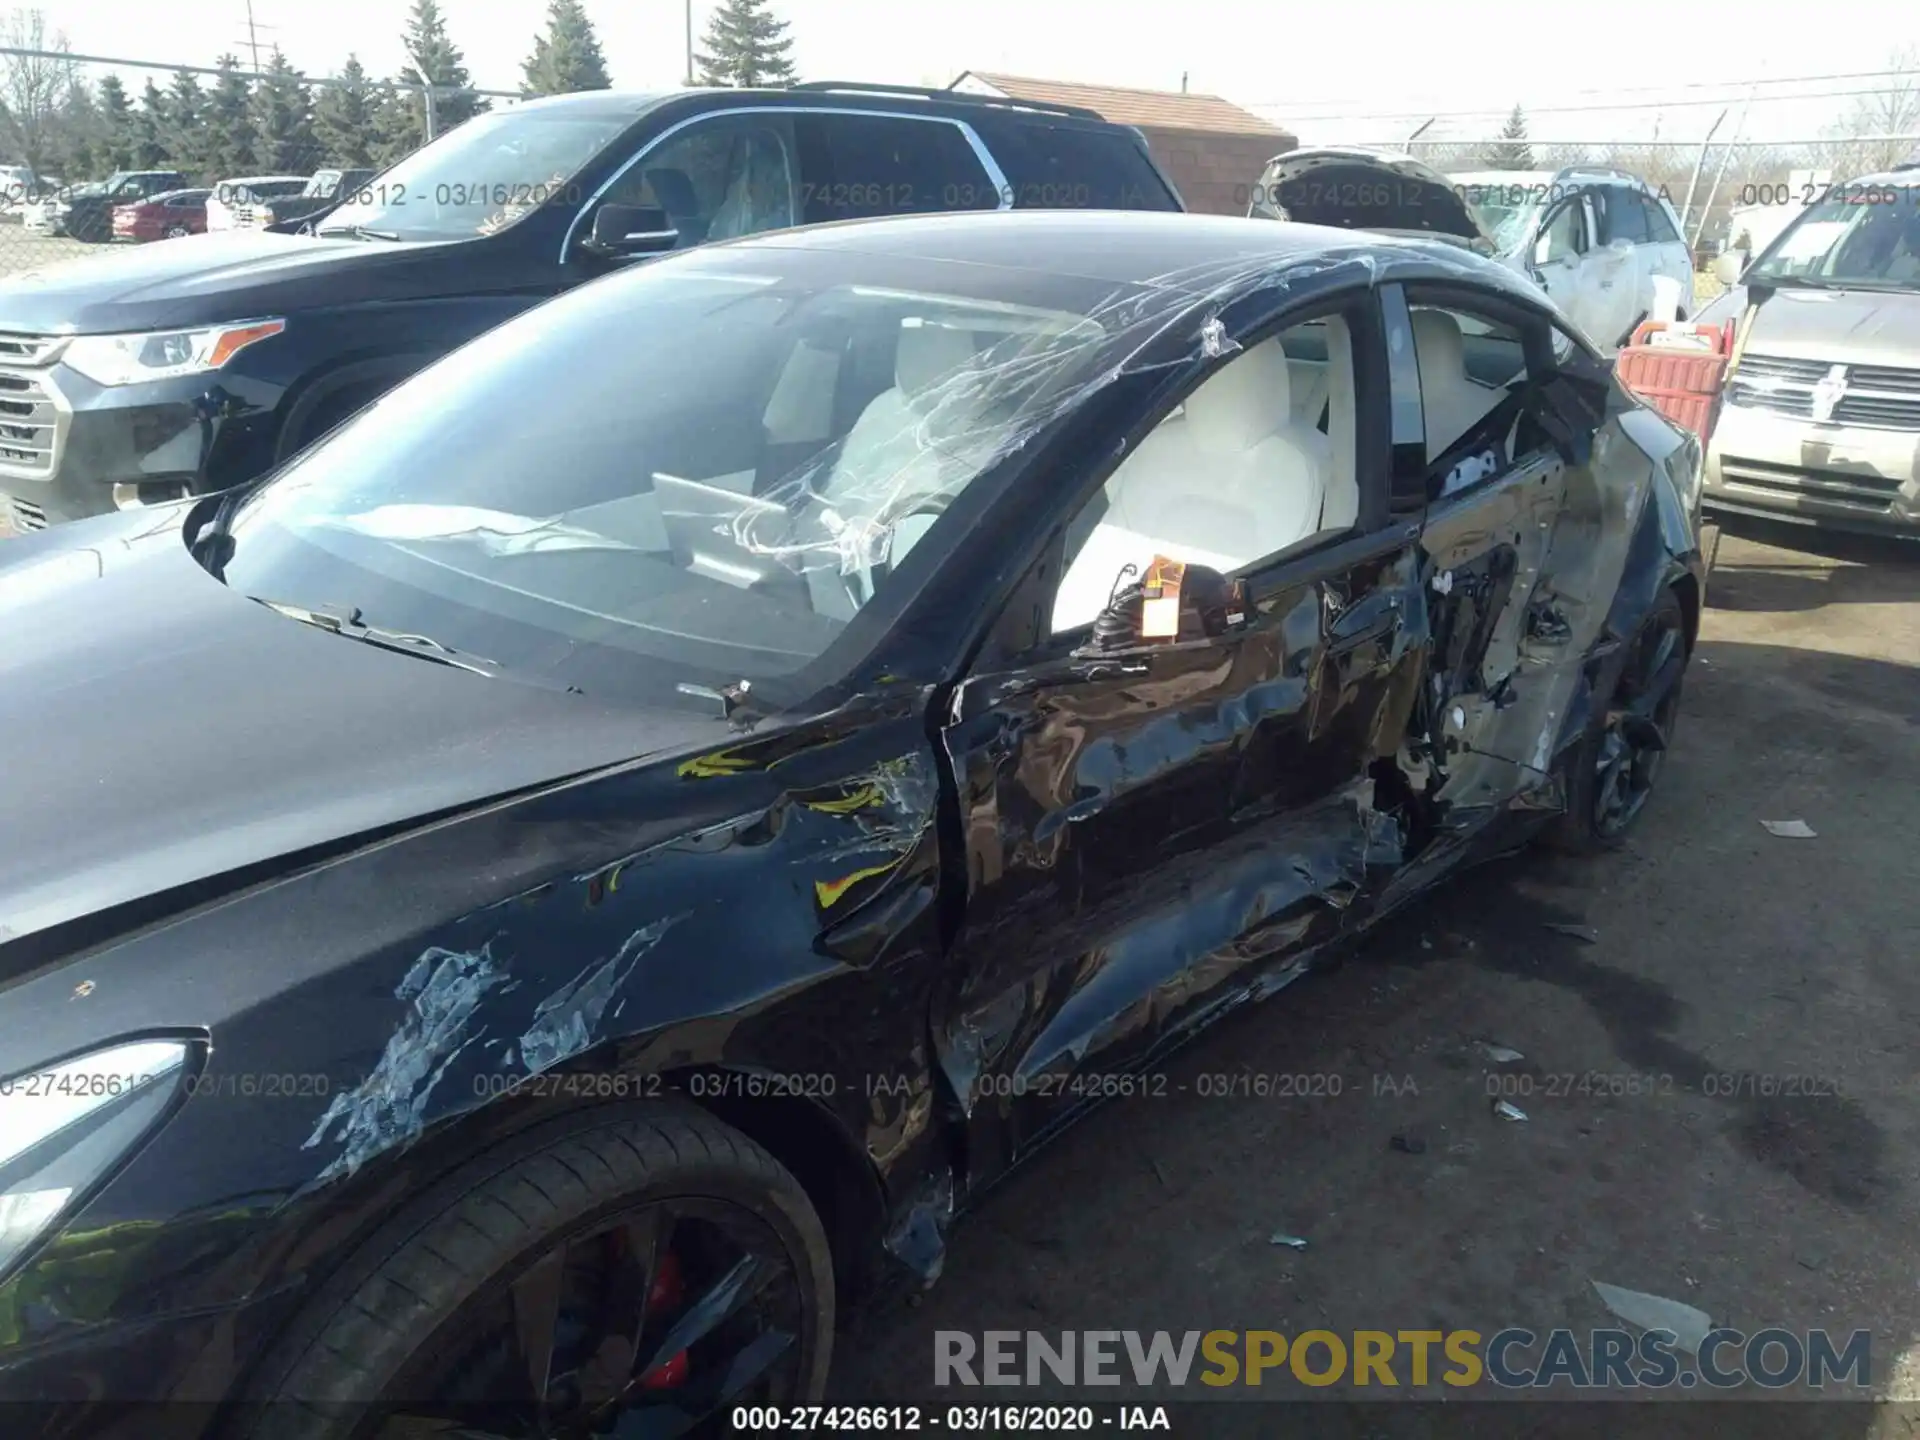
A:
0;210;1709;1437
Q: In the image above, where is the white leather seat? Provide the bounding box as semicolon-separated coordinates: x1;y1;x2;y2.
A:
1050;337;1330;631
1111;337;1328;559
809;322;981;620
1411;309;1505;460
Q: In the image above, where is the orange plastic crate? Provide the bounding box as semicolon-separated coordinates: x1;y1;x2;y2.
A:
1614;321;1733;446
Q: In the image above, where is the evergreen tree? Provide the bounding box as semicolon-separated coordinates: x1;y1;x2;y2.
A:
521;0;611;96
96;74;136;172
1485;104;1534;171
57;78;104;179
251;48;316;173
203;56;261;180
696;0;798;88
368;80;423;167
397;0;486;150
164;70;209;178
313;55;378;167
132;79;170;168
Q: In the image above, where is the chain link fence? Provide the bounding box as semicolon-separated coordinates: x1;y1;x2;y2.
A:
0;46;516;275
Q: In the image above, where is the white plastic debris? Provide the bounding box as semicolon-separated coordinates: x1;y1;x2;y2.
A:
1199;315;1230;358
1590;1281;1713;1356
1761;819;1817;838
1270;1232;1309;1250
1477;1042;1525;1064
1492;1099;1529;1122
1432;570;1455;595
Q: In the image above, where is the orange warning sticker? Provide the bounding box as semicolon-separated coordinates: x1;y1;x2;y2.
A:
1140;555;1186;639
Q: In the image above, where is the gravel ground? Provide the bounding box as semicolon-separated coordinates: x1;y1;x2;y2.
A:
835;518;1920;1429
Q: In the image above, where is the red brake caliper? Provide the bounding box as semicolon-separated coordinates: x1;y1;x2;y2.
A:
638;1251;689;1389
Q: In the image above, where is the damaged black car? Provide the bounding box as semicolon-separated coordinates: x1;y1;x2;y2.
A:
0;210;1709;1437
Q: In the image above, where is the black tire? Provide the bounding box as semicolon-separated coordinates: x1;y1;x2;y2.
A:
1542;587;1688;855
234;1103;834;1439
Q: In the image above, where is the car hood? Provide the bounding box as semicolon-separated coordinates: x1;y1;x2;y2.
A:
1251;147;1498;253
0;229;532;334
1696;281;1920;367
0;507;733;947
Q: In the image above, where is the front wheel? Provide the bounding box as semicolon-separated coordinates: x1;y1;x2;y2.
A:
1543;587;1689;853
235;1105;834;1440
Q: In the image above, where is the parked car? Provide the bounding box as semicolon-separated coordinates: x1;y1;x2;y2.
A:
205;174;310;232
1248;150;1695;349
0;82;1180;531
53;169;191;242
240;166;377;230
110;186;212;242
19;179;100;235
1694;166;1920;536
0;209;1708;1432
0;165;36;206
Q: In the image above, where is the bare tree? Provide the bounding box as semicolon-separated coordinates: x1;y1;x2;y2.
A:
1830;44;1920;172
0;8;78;176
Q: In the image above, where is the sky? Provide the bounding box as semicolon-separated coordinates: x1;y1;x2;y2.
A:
26;0;1920;149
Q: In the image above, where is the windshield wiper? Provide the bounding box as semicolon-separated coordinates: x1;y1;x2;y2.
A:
253;598;502;677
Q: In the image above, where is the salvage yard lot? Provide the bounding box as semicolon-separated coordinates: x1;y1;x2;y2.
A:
0;231;96;275
838;522;1920;1418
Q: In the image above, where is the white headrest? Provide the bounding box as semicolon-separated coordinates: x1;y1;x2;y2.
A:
1183;338;1291;454
895;322;976;397
1411;309;1467;376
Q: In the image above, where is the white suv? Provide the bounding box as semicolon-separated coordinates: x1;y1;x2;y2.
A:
1452;167;1695;346
1248;151;1696;350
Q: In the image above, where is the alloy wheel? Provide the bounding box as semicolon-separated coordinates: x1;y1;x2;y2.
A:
1591;609;1685;838
365;1198;809;1440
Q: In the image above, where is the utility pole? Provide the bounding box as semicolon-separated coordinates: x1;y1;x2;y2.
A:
685;0;695;86
243;0;263;70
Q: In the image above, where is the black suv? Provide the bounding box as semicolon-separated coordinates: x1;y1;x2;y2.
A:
56;169;191;243
0;83;1181;530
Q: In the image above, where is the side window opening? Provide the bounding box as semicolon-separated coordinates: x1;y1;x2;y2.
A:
1049;314;1360;634
1607;187;1652;244
1644;196;1682;244
604;117;799;248
1409;306;1532;500
1533;199;1586;265
795;114;997;222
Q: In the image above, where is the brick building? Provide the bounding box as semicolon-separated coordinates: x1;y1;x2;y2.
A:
948;71;1296;216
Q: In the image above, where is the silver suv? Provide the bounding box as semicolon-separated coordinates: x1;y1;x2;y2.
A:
1697;167;1920;535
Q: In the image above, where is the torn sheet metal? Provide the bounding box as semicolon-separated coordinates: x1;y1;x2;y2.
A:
302;943;514;1182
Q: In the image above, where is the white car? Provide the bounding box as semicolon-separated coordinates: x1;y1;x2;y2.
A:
1249;150;1696;350
205;175;309;232
0;165;36;207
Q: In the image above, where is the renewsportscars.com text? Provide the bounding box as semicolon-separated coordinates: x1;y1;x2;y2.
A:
935;1328;1872;1390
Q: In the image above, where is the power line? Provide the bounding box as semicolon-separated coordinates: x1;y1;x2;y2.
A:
1242;67;1920;116
1256;81;1917;126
